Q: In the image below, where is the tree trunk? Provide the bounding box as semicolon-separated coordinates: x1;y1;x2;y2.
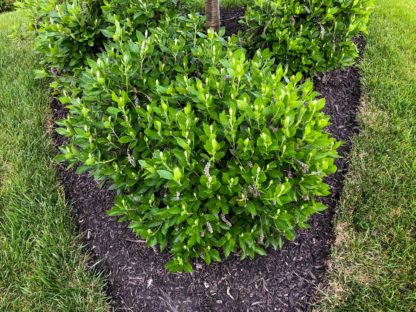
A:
205;0;220;32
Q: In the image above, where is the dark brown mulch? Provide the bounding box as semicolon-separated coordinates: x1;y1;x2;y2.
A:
50;14;363;312
220;7;246;36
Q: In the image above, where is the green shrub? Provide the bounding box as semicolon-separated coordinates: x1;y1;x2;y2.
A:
0;0;15;12
101;0;184;30
56;13;340;271
20;0;186;80
17;0;374;272
242;0;374;75
32;0;104;74
16;0;61;31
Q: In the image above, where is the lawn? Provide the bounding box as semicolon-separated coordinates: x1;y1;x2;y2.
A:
191;0;248;9
0;11;109;311
315;0;416;310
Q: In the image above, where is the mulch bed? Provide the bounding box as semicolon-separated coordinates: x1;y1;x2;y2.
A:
50;10;362;312
220;7;246;36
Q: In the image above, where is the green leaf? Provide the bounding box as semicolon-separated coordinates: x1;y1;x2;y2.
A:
54;154;66;162
34;69;49;79
204;249;211;265
157;170;173;180
107;107;121;116
75;165;90;174
210;249;221;262
55;128;68;136
173;167;182;183
107;206;126;217
165;260;181;272
118;136;132;143
183;262;193;273
254;246;266;256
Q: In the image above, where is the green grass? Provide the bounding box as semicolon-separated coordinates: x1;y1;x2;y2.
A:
0;11;109;312
314;0;416;311
189;0;247;10
213;0;247;7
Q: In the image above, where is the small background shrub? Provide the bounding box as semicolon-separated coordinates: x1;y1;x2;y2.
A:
0;0;15;12
35;0;104;74
242;0;374;75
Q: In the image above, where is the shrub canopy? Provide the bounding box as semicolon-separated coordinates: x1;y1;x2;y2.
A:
18;0;372;271
242;0;373;75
